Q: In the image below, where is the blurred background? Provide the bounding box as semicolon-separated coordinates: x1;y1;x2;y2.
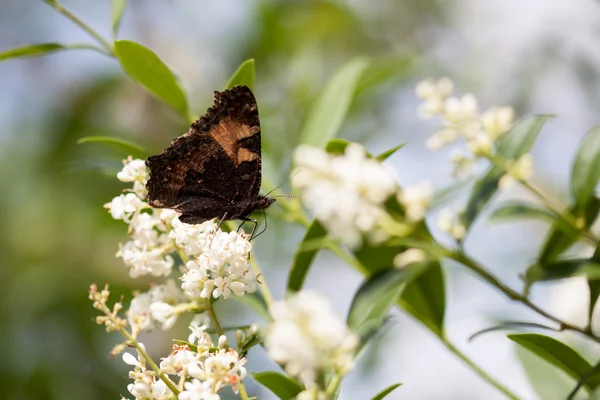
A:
2;1;600;399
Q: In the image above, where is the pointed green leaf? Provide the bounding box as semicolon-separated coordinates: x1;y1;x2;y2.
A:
77;135;146;157
539;199;600;264
370;383;403;400
114;40;189;120
287;220;327;293
0;43;66;61
111;0;128;35
462;115;550;229
376;143;406;161
398;261;445;336
496;115;552;158
299;58;370;147
231;292;271;322
252;372;303;400
226;59;255;91
571;126;600;214
490;201;578;238
508;333;600;391
347;265;426;340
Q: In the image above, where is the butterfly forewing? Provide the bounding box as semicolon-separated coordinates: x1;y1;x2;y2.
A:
146;86;271;224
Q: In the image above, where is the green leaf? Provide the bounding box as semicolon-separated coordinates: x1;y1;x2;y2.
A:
376;143;406;161
496;115;552;159
231;292;271;322
589;247;600;325
568;361;600;400
111;0;128;36
347;265;426;340
508;333;600;391
468;321;560;342
287;220;327;293
356;55;413;94
77;136;146;157
527;260;600;282
226;59;255;91
429;177;476;212
516;345;580;400
114;40;189;120
252;372;303;400
398;261;446;336
370;383;403;400
299;58;370;147
571;126;600;214
538;199;600;264
0;43;65;61
462;115;550;229
490;201;578;238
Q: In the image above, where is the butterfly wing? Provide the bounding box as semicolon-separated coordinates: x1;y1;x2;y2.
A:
146;86;263;218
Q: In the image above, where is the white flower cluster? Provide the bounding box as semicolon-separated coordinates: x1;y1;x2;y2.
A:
416;78;526;180
292;143;398;248
104;157;256;334
123;323;249;400
127;279;186;332
265;291;359;387
182;230;257;300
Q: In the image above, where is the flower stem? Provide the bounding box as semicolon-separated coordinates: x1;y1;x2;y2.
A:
238;381;249;400
120;328;180;395
325;372;344;398
450;250;600;343
487;154;598;243
249;255;273;309
45;0;115;56
206;298;224;337
441;337;520;400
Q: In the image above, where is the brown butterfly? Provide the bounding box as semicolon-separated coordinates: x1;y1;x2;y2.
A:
145;86;275;236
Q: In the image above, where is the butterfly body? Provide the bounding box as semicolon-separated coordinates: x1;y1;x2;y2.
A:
146;86;275;226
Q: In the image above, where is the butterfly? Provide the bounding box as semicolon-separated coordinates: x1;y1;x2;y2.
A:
145;85;275;236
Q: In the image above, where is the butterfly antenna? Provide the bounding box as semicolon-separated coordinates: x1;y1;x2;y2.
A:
273;194;302;198
253;209;268;240
264;169;302;197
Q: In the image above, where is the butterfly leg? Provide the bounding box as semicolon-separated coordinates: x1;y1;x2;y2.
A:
236;220;247;233
209;212;229;247
236;217;258;240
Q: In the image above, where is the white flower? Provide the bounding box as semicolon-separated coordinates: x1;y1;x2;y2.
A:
499;153;534;190
201;349;247;394
123;345;170;400
438;208;466;240
181;230;256;300
397;181;433;221
160;347;202;378
150;302;177;330
178;379;219;400
118;157;148;183
105;193;145;221
450;150;475;179
118;241;174;278
466;131;493;157
265;291;359;387
169;218;217;256
292;143;398;248
444;94;479;126
394;248;427;268
297;389;327;400
128;280;185;332
481;106;514;139
415;78;454;118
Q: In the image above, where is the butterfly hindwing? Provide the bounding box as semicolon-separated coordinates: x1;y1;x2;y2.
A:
146;86;265;223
